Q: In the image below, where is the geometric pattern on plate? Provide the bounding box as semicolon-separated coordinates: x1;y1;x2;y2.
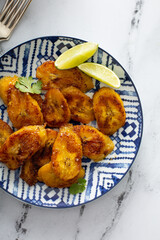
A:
0;36;143;208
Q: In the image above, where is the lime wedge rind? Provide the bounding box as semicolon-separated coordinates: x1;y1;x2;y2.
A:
78;63;121;89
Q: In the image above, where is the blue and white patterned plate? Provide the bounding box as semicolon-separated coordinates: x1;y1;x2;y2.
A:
0;36;143;208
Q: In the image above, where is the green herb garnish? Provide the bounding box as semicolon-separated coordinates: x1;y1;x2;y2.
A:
15;76;42;94
69;178;86;195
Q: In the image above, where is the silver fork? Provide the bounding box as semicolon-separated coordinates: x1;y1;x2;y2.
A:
0;0;32;41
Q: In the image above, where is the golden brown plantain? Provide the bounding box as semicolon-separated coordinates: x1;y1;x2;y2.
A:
74;125;114;161
20;129;57;186
38;161;85;188
0;75;18;105
7;87;44;129
0;125;47;170
33;129;58;168
0;119;13;148
36;61;93;92
19;157;38;186
42;88;71;128
51;125;82;181
93;87;126;135
61;86;95;124
30;93;43;109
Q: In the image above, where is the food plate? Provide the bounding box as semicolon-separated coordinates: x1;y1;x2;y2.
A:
0;36;143;208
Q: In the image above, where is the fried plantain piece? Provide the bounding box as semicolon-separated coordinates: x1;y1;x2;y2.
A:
38;161;85;188
0;75;18;105
30;93;43;109
0;125;47;170
0;119;13;148
20;129;57;186
74;125;114;161
33;129;58;168
61;86;95;124
51;125;82;181
36;61;93;92
42;88;71;128
19;157;38;186
7;87;44;129
93;87;126;135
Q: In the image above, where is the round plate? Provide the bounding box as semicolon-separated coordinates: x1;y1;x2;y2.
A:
0;36;143;208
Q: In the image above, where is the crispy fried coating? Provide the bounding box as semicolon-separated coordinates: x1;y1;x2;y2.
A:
74;125;114;161
61;86;95;124
51;125;82;181
33;129;58;168
93;87;126;135
0;125;47;170
0;119;13;148
0;75;18;105
30;93;43;109
20;129;57;186
38;161;85;188
42;88;71;128
7;88;44;129
19;158;38;186
36;61;93;92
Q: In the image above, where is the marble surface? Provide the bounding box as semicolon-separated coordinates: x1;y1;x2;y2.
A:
0;0;159;239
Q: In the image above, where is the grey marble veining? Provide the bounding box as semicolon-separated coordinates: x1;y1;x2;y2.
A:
0;0;160;239
128;0;144;71
15;204;31;239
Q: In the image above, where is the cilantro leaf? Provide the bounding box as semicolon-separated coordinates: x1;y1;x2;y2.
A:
69;178;86;195
31;81;42;94
15;76;42;94
77;178;86;184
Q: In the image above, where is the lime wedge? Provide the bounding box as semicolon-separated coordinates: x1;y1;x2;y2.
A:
55;42;98;70
78;63;121;88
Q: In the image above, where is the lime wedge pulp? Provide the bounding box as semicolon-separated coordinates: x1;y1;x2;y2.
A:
55;42;98;70
78;63;121;88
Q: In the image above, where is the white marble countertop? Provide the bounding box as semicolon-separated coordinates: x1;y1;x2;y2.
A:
0;0;159;239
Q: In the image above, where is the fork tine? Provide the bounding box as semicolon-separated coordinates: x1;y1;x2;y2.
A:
0;0;32;41
0;0;15;22
0;0;10;14
3;0;21;25
7;0;32;29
